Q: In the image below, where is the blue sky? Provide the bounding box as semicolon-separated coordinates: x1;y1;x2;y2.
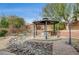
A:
0;3;47;23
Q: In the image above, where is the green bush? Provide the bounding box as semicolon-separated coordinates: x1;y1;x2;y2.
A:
55;22;66;30
0;30;8;37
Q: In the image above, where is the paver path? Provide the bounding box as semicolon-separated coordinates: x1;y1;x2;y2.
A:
53;39;79;55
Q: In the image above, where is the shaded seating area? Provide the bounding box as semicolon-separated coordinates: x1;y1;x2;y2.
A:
33;18;59;40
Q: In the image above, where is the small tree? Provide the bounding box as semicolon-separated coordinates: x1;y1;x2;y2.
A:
8;16;25;29
43;3;79;44
7;16;26;33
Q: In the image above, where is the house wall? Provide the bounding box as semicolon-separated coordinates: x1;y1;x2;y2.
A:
70;21;79;30
59;21;79;39
59;30;79;39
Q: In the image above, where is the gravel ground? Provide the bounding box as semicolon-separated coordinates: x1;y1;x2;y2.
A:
0;36;15;50
0;36;79;55
0;51;15;55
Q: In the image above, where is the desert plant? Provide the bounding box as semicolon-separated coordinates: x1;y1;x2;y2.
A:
0;30;8;37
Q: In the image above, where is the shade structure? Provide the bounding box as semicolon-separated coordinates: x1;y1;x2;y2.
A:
33;19;59;25
33;18;59;40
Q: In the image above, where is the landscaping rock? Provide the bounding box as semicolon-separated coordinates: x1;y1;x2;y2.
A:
7;38;53;55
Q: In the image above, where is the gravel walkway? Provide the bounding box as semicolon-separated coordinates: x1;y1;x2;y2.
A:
53;39;79;55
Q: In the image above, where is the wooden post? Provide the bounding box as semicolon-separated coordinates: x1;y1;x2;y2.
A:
36;24;37;35
33;24;35;38
44;21;47;40
53;23;56;35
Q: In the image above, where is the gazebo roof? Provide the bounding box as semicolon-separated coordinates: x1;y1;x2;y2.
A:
33;18;59;25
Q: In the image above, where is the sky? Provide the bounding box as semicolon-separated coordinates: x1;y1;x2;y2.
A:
0;3;47;23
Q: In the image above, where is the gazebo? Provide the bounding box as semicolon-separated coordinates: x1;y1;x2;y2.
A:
33;18;59;40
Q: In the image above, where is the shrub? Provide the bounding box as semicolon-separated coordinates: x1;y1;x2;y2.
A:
0;30;8;37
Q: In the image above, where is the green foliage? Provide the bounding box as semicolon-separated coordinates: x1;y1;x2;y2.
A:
0;30;8;37
8;16;25;29
0;16;26;36
43;3;79;30
53;22;66;31
56;22;66;30
14;17;25;28
0;17;9;28
43;3;66;20
43;3;77;20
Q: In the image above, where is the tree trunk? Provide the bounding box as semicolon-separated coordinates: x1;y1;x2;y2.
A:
68;22;72;45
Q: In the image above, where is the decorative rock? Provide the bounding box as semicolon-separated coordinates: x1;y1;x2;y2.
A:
7;39;53;55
